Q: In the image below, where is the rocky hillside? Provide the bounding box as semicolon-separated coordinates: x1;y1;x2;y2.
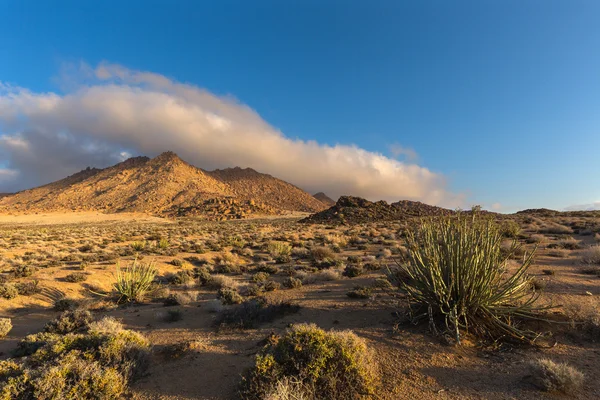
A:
209;167;325;213
313;192;336;207
0;152;326;218
301;195;453;224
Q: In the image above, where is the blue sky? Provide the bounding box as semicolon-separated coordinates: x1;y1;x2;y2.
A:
1;1;600;211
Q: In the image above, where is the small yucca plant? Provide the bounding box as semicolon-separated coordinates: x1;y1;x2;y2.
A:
399;213;547;343
113;259;157;303
267;241;292;257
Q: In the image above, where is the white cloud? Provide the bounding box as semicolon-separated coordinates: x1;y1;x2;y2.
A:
564;202;600;211
0;168;18;184
0;62;465;207
389;144;418;162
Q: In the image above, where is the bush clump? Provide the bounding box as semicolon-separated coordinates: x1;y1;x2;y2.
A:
240;323;378;400
0;283;18;300
0;317;150;399
0;318;12;338
216;298;300;330
399;213;546;343
283;277;302;289
44;309;93;334
64;272;88;283
343;264;364;278
530;358;584;394
217;288;244;305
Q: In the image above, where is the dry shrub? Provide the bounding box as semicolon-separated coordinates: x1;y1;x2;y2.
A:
581;245;600;265
240;324;378;400
264;377;315;400
539;223;573;235
207;274;239;290
217;288;244;305
216;298;300;330
554;237;582;250
0;317;149;399
530;358;584;394
44;309;93;334
0;283;18;300
547;249;569;258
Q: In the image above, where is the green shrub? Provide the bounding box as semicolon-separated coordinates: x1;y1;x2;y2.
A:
131;241;146;251
194;266;213;285
113;259;157;303
255;262;279;274
164;309;183;322
283;277;302;289
167;270;194;285
261;280;281;292
252;272;270;283
400;213;545;343
217;288;244;305
170;258;184;267
500;220;521;238
64;272;88;283
0;283;18;300
15;280;40;296
1;317;149;399
216;298;300;330
0;318;12;338
240;324;378;400
347;286;372;299
267;241;292;258
53;298;79;311
12;265;36;278
44;309;93;334
343;264;364;278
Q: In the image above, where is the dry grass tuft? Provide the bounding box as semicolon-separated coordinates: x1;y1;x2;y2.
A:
530;358;584;394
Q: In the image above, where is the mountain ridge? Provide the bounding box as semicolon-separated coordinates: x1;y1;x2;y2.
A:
0;152;327;218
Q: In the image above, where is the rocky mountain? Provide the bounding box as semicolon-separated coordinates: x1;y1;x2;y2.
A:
0;152;327;218
301;195;453;224
313;192;336;207
209;167;325;213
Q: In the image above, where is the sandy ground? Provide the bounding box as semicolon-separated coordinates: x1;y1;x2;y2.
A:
0;213;599;399
0;211;172;225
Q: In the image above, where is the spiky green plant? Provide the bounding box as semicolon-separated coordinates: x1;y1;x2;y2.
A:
267;241;292;258
113;259;157;303
399;213;547;343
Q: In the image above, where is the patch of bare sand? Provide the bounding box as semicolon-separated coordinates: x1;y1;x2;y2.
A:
0;211;171;225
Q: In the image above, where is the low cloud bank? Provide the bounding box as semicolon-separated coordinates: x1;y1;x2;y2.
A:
0;62;464;207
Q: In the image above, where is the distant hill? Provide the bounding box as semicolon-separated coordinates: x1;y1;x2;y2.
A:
0;152;327;219
301;195;453;224
313;192;336;207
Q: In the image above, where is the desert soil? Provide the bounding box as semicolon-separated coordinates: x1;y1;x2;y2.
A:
0;212;599;399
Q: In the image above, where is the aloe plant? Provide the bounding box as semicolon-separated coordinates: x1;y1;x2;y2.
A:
113;259;157;303
399;213;548;343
